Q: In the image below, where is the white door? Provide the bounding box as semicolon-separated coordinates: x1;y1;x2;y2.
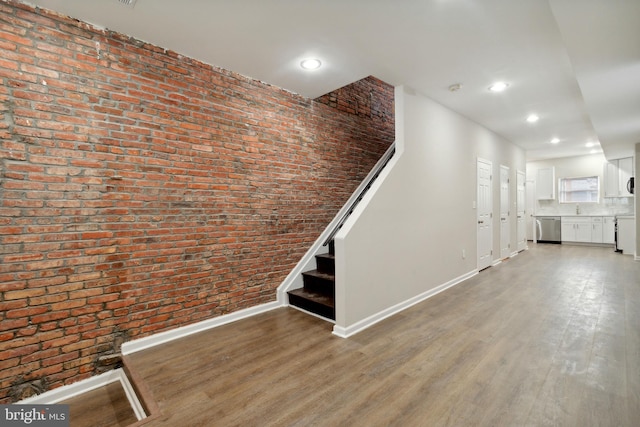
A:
477;159;493;270
500;165;510;259
517;171;527;251
525;178;535;242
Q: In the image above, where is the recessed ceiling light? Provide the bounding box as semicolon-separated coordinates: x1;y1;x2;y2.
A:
585;142;595;147
448;83;463;92
550;138;560;144
488;82;509;92
526;114;539;123
300;58;322;70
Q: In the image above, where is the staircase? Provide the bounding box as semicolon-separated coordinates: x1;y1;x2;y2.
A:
286;142;396;322
287;241;336;320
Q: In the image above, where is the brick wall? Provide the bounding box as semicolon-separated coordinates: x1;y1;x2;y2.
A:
0;0;394;402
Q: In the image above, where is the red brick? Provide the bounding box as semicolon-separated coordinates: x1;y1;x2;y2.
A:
0;344;40;360
3;288;46;300
0;318;29;332
41;351;79;367
30;310;70;325
4;253;43;263
0;0;394;404
0;281;26;293
6;306;49;319
0;30;33;47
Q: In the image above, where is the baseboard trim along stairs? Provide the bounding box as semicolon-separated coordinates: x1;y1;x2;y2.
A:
332;269;478;338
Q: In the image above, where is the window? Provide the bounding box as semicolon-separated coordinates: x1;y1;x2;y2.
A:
559;176;599;203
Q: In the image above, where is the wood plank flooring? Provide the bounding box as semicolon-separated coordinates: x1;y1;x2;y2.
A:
82;244;640;426
63;380;138;427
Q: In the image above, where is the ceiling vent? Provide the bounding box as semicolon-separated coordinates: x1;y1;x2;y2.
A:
118;0;138;7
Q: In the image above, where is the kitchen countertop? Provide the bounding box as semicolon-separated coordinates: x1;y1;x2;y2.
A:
536;214;633;218
559;214;616;218
536;214;611;217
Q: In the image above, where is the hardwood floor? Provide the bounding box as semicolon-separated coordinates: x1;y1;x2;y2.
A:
82;244;640;426
63;381;138;427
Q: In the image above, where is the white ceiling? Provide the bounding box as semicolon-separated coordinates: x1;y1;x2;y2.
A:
23;0;640;161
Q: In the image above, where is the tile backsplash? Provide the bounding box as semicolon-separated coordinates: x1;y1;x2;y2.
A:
535;197;634;216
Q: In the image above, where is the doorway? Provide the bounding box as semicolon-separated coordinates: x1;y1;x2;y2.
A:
477;158;493;270
500;165;510;259
517;171;527;251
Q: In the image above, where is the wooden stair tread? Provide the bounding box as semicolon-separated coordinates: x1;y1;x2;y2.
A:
287;286;335;320
287;288;335;308
301;269;335;281
288;241;336;320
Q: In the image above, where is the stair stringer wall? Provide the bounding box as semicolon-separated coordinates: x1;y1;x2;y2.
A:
276;142;397;306
333;85;526;337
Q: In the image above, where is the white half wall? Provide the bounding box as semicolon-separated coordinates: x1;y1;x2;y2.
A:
333;85;525;332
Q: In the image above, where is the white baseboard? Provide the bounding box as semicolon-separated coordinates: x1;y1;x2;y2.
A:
121;301;282;355
16;301;283;417
288;304;336;324
332;269;478;338
18;369;147;421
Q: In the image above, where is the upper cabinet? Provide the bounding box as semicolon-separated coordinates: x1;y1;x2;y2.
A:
536;167;555;200
604;157;634;197
618;157;633;196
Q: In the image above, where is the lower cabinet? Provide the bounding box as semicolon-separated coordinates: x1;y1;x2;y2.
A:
591;217;603;243
562;217;592;242
561;216;615;244
603;217;615;244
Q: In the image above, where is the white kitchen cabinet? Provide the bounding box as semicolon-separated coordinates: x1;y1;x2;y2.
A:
603;216;615;244
604;162;619;197
576;222;592;242
562;216;615;244
591;217;603;243
561;222;574;242
617;217;636;255
604;157;634;197
536;167;555;200
561;217;592;242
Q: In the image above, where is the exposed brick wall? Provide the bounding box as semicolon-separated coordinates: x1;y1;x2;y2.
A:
315;76;394;140
0;0;394;402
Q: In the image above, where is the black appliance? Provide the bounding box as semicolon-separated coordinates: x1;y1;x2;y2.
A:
628;177;634;195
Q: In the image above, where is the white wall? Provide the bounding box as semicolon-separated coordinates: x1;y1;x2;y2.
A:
333;86;525;333
526;154;634;216
636;143;639;258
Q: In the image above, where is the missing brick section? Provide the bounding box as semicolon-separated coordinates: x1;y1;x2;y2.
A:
10;379;48;401
96;331;126;374
97;353;123;373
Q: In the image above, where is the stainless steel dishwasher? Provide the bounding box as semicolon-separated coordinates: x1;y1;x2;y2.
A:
535;216;562;243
